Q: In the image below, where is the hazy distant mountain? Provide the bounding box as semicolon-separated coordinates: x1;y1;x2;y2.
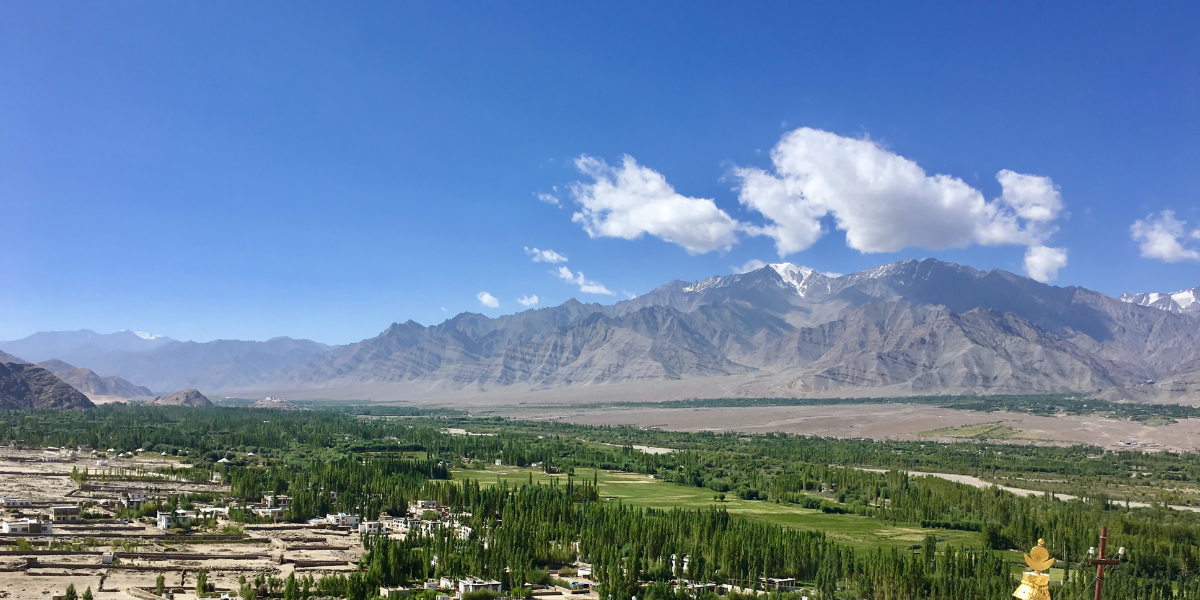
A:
0;350;26;364
1119;286;1200;315
82;337;334;392
0;362;95;410
255;259;1200;401
0;333;334;393
36;359;152;400
0;329;173;364
146;389;212;407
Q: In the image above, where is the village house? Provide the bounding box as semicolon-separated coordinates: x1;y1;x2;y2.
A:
49;506;80;523
325;512;359;528
1;518;53;535
254;506;286;520
156;509;196;530
119;492;148;509
760;577;796;592
0;497;32;509
458;577;502;594
359;520;382;535
263;494;291;509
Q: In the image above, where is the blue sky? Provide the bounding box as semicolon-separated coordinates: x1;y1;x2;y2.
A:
3;2;1200;344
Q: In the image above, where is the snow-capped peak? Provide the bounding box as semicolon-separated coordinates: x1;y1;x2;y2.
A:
1118;285;1200;314
1174;289;1197;309
769;263;814;286
133;331;161;340
768;263;832;297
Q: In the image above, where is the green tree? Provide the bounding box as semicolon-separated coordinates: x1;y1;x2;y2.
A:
196;569;209;596
284;572;299;600
82;588;94;600
64;584;78;600
156;574;166;596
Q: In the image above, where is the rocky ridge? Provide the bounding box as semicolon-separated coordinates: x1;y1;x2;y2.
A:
36;359;152;400
0;362;96;410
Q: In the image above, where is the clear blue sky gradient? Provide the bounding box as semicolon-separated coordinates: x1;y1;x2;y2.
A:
3;2;1200;344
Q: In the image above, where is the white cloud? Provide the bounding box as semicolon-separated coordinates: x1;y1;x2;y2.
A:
524;247;569;263
1023;245;1069;283
477;292;499;308
537;193;560;206
733;259;767;274
517;294;539;307
569;155;740;254
623;291;637;299
1131;210;1200;263
553;266;614;295
734;127;1067;280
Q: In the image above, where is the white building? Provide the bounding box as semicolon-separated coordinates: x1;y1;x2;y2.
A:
325;512;359;527
1;518;52;535
359;521;382;535
254;506;286;520
0;497;31;508
156;509;196;530
458;578;502;594
263;494;291;509
119;492;148;509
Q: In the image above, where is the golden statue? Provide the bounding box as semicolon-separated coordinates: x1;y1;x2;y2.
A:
1013;539;1055;600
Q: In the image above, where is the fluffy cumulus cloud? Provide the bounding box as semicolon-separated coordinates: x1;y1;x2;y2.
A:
517;294;539;307
1024;245;1069;283
1131;210;1200;262
477;292;499;308
560;128;1071;282
537;193;560;206
569;155;740;254
554;266;614;295
732;259;767;274
524;247;568;263
734;128;1069;281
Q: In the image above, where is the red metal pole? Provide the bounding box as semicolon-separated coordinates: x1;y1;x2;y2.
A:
1094;526;1108;600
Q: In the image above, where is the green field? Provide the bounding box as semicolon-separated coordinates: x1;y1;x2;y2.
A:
919;422;1019;439
451;465;982;551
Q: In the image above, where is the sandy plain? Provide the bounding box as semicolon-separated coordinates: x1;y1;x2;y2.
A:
485;403;1200;452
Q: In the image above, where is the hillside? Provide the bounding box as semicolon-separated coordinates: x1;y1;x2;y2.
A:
36;359;152;401
0;362;96;410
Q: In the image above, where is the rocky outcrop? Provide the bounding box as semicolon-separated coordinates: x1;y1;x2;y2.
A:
249;397;299;410
147;389;212;407
0;362;95;410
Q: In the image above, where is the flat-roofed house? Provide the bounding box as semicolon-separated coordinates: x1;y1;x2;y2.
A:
49;506;80;522
458;578;502;594
2;518;52;535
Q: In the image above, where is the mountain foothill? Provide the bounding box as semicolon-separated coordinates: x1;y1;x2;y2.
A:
6;258;1200;405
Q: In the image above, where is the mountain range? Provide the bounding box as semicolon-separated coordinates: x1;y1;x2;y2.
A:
6;258;1200;403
